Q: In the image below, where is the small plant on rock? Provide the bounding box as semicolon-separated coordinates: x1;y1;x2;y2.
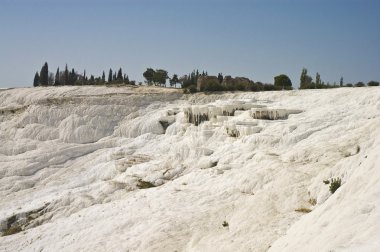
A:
329;177;341;194
308;198;317;206
137;179;156;189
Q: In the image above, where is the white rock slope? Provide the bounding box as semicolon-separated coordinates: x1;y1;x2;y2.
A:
0;86;379;251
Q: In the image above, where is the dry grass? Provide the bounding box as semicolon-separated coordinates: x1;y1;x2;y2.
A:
308;198;317;206
295;208;312;213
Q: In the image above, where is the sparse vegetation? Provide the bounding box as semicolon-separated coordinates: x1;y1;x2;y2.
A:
308;198;317;206
210;161;218;167
295;208;312;213
356;145;360;154
2;225;22;236
222;221;229;227
329;178;342;194
137;179;156;189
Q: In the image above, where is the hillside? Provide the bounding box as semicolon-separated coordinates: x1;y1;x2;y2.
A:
0;86;379;251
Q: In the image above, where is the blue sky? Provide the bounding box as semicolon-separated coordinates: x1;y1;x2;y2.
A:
0;0;379;88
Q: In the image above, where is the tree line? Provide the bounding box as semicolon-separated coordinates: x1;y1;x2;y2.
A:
142;67;378;91
33;62;379;90
299;68;379;89
33;62;135;87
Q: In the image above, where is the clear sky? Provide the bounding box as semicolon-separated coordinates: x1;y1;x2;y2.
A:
0;0;379;88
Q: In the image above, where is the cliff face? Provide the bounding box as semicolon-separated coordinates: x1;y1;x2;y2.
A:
0;86;379;252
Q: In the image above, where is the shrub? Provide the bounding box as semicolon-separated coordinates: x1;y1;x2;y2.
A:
263;84;275;91
188;85;197;93
222;221;229;227
368;81;379;86
235;83;246;91
329;178;341;194
345;83;353;87
355;82;365;87
203;82;225;92
249;82;264;91
225;84;236;91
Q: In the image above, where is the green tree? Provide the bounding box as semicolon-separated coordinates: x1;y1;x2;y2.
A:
315;72;321;88
117;68;123;82
340;77;343;87
83;70;86;85
274;74;292;90
69;69;77;85
54;68;60;86
203;81;225;92
170;74;179;88
355;82;365;87
40;62;49;86
33;72;40;87
143;68;155;85
101;71;106;84
124;75;130;84
217;73;223;84
48;72;55;86
300;68;312;89
64;64;69;85
367;81;379;86
89;75;95;85
108;69;113;83
153;69;169;87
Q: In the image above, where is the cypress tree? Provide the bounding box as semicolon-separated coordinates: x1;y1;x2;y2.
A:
83;70;86;85
40;62;49;86
108;69;113;83
54;68;60;86
102;71;106;83
316;72;321;88
89;75;95;85
33;72;40;87
300;68;312;89
117;68;123;82
217;73;223;84
64;64;69;85
69;68;76;85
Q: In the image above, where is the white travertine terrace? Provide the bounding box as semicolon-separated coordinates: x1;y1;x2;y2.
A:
0;86;379;252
